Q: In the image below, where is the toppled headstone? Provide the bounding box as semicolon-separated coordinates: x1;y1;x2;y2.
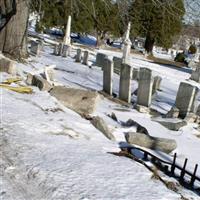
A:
32;75;53;91
119;63;132;103
135;104;150;113
103;58;113;95
175;82;197;118
124;119;149;135
152;76;162;94
165;106;179;118
75;49;82;62
137;68;153;107
155;118;187;131
50;86;101;115
0;56;17;75
125;132;177;154
91;116;115;141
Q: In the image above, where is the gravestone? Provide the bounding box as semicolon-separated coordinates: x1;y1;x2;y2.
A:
152;76;162;94
137;68;153;107
119;63;133;103
54;43;63;56
82;51;89;65
62;45;71;57
30;41;41;55
113;56;122;74
96;53;107;69
75;49;82;62
175;82;197;118
190;65;200;83
103;58;113;95
132;68;139;80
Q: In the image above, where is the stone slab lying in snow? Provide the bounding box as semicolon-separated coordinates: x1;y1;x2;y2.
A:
50;86;101;115
154;118;187;131
125;132;177;154
32;75;53;91
91;116;115;141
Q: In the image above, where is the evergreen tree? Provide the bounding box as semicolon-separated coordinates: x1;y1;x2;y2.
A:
129;0;185;54
31;0;119;46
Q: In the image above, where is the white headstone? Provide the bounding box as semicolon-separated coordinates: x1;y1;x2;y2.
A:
119;63;133;103
63;16;71;46
122;22;132;63
103;58;113;95
137;68;153;107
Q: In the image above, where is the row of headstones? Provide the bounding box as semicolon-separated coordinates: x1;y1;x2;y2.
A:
54;44;90;66
95;52;199;119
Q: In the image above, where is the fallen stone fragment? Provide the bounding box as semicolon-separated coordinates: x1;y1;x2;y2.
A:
124;119;149;135
125;132;177;154
135;104;150;113
50;86;101;115
32;75;53;91
155;118;187;131
91;116;115;141
0;56;17;75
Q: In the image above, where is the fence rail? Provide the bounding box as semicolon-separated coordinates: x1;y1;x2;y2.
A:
120;146;200;190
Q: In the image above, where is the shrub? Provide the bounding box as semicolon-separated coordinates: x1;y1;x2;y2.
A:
174;52;186;63
188;44;197;54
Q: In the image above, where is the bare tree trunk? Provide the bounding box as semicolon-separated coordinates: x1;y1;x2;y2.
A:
0;0;29;59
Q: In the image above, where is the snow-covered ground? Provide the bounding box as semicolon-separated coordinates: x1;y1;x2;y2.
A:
1;41;200;199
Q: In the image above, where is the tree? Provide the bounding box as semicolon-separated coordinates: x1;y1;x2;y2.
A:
129;0;185;54
0;0;30;59
31;0;119;47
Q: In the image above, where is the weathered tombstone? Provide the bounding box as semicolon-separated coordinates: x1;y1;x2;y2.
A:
175;82;197;118
152;76;162;94
30;41;41;56
54;43;63;56
113;56;122;74
119;63;133;103
137;68;153;107
103;58;113;95
190;65;200;83
75;49;82;62
62;45;71;57
132;68;139;80
96;53;107;69
82;51;89;65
